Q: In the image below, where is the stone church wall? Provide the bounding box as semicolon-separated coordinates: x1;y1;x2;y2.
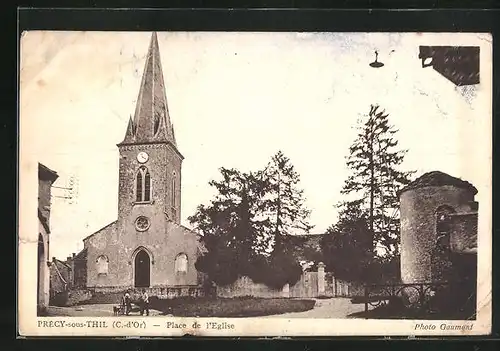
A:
85;220;201;289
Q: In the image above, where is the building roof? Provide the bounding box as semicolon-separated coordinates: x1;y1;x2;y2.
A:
398;171;478;196
118;32;181;159
418;46;480;86
82;221;118;242
38;163;59;182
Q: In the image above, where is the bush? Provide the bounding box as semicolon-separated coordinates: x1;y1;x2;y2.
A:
195;249;240;286
150;296;316;317
247;250;302;290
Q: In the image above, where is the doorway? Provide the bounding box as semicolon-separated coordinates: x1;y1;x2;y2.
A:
134;249;150;288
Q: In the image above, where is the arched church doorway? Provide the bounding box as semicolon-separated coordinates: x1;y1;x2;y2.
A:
134;249;150;288
37;234;45;307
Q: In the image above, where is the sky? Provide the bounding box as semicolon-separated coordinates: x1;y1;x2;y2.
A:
19;31;492;260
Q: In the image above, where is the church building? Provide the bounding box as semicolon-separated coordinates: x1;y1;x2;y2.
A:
80;32;205;292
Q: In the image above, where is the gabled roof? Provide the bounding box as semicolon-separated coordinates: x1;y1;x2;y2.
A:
82;220;117;242
398;171;478;196
73;248;88;260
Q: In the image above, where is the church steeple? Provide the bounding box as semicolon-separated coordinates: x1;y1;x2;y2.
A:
119;32;177;148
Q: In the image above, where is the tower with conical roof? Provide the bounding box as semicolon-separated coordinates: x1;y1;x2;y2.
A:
117;32;183;226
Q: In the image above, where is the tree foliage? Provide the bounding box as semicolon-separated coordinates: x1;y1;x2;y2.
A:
258;150;314;254
321;200;373;282
189;151;312;288
339;104;414;257
188;168;263;285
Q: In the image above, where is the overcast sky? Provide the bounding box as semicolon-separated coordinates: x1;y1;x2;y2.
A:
20;31;492;260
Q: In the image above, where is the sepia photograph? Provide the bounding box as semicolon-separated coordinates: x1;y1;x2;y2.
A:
18;30;492;336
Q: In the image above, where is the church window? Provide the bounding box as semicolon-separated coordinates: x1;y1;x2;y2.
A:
171;172;176;207
171;172;176;218
135;216;151;232
136;171;143;202
96;255;109;275
174;253;188;273
435;205;455;250
135;166;152;203
144;171;151;201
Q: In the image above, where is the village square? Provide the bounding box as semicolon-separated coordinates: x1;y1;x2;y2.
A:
32;32;481;320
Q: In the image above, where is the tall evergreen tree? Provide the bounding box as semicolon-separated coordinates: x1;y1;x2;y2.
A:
340;104;414;257
259;151;314;254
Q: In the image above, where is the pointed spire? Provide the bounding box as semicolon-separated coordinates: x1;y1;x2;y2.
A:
121;116;136;144
121;32;177;147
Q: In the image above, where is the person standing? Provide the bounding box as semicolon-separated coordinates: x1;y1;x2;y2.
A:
124;291;131;316
141;289;150;316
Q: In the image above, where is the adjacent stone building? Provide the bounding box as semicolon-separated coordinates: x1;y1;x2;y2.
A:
399;171;478;284
79;32;206;292
38;163;59;314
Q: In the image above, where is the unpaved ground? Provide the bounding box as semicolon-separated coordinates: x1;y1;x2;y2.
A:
47;298;369;318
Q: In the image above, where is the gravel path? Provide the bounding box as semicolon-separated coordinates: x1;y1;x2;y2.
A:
47;298;370;318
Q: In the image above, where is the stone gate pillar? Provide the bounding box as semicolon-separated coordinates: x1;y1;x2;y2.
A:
282;283;290;298
317;262;325;296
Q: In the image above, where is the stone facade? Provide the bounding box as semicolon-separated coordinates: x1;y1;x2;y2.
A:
38;163;58;313
84;221;202;289
399;171;478;284
78;32;204;291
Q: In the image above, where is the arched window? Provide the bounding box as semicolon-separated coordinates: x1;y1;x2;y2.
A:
96;255;109;275
171;172;177;218
135;171;143;202
144;171;151;201
135;167;151;202
435;205;455;250
174;253;188;273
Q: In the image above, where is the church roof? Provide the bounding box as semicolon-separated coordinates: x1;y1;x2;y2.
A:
398;171;478;196
118;32;180;155
82;220;117;242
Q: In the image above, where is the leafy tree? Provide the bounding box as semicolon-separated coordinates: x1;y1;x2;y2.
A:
340;104;414;257
188;167;263;285
321;200;373;282
189;151;312;289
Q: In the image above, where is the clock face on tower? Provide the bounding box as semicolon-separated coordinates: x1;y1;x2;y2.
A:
137;151;149;163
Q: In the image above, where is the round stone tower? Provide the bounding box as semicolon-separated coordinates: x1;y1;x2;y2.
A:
398;171;477;284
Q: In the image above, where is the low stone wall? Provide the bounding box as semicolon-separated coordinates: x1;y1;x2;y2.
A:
50;289;92;307
216;276;288;298
88;285;211;300
216;266;362;299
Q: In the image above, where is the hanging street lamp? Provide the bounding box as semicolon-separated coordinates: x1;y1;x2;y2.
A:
369;50;384;68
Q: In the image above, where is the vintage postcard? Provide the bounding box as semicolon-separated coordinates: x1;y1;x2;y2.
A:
18;31;492;337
